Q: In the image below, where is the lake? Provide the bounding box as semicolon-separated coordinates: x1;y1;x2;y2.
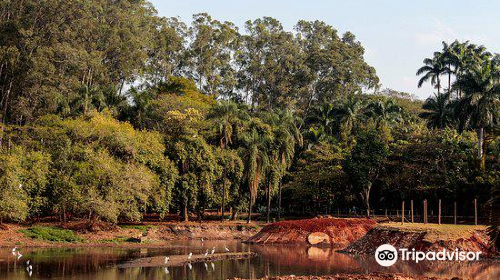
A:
0;240;498;279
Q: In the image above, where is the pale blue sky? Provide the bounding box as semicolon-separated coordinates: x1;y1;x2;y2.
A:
150;0;499;99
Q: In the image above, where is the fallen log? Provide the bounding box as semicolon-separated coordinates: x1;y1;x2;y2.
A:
117;251;257;268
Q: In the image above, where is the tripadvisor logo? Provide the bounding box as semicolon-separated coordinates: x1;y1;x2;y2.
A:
375;244;482;267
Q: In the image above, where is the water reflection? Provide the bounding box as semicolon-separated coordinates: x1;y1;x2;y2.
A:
0;241;498;280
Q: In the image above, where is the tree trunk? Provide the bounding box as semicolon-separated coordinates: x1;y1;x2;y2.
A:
361;183;372;217
182;203;189;222
448;71;451;95
477;127;484;170
266;183;271;223
247;194;252;223
221;180;226;221
278;182;282;220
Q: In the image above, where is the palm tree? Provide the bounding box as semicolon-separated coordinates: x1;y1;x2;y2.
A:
454;61;499;170
419;92;455;129
306;103;336;136
334;95;365;141
262;110;303;221
365;99;403;126
208;101;249;149
240;127;270;223
442;41;455;95
417;52;447;95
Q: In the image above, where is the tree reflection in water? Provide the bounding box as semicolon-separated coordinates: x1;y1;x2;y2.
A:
0;241;498;280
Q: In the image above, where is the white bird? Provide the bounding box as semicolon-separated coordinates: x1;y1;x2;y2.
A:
164;267;169;274
204;262;208;270
210;247;215;255
17;253;23;260
164;257;169;264
201;237;204;242
19;184;23;189
26;260;30;265
204;249;208;256
188;252;192;259
224;246;230;252
187;263;192;270
28;265;32;271
211;262;215;270
12;247;17;252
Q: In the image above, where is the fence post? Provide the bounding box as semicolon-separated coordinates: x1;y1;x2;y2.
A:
411;200;414;223
402;201;405;224
474;199;477;226
438;199;441;225
454;202;457;225
423;199;428;224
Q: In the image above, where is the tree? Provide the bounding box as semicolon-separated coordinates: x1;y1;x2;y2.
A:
419;92;455;129
417;52;447;95
344;129;389;216
208;100;249;149
454;61;499;170
239;120;272;223
0;0;159;123
295;20;379;112
186;13;240;97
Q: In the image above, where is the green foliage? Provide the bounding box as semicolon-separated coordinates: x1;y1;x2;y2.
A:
19;226;83;243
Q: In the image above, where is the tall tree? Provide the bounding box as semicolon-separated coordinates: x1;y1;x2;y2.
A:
454;61;499;170
187;13;240;98
417;52;447;95
419;92;455;129
239;121;271;223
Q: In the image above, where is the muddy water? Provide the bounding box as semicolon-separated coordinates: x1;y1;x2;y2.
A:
0;240;498;280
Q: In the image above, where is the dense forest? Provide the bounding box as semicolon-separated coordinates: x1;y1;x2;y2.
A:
0;0;498;245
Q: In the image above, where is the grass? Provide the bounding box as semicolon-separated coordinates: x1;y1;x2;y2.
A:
378;222;487;242
19;226;84;243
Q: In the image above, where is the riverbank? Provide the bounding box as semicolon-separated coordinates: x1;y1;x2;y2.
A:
230;272;448;280
0;220;261;248
344;222;495;257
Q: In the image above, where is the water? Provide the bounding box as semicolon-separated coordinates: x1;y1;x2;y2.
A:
0;240;498;280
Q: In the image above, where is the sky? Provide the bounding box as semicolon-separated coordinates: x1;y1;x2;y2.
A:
150;0;499;100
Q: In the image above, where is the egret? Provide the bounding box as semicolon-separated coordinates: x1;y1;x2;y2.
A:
12;247;17;253
28;265;32;271
204;262;208;270
17;253;23;260
26;260;30;266
201;237;204;242
224;246;230;252
211;262;215;270
188;252;192;259
204;249;208;256
210;247;215;254
164;267;169;274
164;256;169;264
187;263;192;270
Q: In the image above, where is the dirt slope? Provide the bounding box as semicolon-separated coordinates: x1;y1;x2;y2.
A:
344;223;495;257
246;218;376;246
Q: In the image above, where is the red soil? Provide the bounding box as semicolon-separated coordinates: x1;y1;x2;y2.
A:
344;227;496;257
246;218;377;246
